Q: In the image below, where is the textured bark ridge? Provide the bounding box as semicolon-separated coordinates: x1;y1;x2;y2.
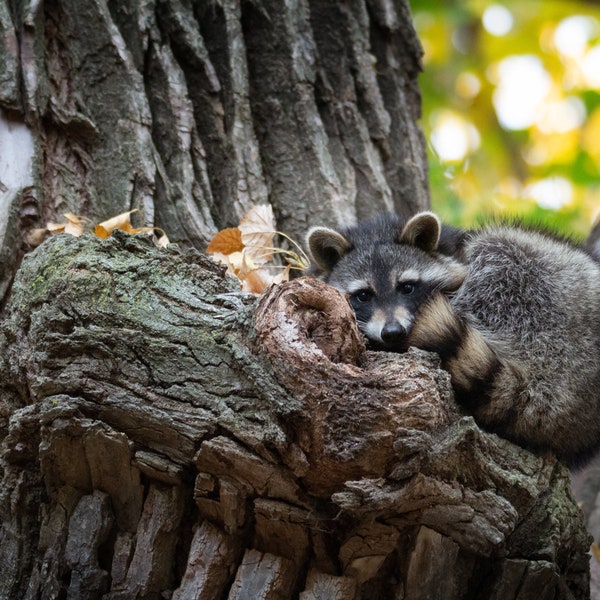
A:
0;0;429;305
0;233;591;599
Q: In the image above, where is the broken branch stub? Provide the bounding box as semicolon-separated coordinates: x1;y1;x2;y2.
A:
253;277;458;496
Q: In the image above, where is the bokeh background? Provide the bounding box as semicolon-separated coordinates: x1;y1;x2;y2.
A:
412;0;600;236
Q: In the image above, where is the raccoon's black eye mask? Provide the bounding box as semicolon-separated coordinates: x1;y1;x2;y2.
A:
397;282;417;295
351;289;374;303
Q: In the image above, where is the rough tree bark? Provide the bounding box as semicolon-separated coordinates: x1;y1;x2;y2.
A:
0;0;427;304
0;232;591;599
0;0;595;599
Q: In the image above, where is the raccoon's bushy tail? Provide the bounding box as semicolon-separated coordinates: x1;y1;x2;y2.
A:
409;285;600;467
407;294;503;409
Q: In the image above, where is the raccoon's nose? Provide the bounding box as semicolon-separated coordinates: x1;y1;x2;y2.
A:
381;322;407;345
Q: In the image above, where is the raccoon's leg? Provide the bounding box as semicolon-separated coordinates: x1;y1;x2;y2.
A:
407;293;503;409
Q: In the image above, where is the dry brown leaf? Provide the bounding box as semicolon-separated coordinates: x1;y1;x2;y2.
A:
64;221;84;236
205;205;308;294
592;543;600;564
29;209;169;249
130;226;171;247
97;209;138;235
27;228;49;246
156;233;170;248
46;213;84;236
46;222;67;233
241;269;272;294
209;251;254;280
272;265;291;285
94;225;110;239
241;265;291;294
63;212;83;224
206;227;244;255
227;251;258;278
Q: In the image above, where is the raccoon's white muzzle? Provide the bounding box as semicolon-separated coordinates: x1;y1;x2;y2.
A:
364;307;414;345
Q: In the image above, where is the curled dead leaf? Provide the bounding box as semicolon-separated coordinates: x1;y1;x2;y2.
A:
156;232;170;248
241;269;272;294
28;209;169;249
27;228;50;246
96;210;138;236
46;213;85;236
205;204;310;295
239;205;276;264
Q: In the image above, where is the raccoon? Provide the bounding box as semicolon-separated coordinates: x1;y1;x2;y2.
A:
306;212;468;351
307;212;600;465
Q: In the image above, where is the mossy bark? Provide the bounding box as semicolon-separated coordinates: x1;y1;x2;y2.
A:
0;233;591;599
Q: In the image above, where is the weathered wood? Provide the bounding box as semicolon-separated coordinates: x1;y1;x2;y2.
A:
0;233;592;599
172;521;240;600
404;527;464;600
64;491;113;600
119;484;184;598
1;0;595;597
299;570;357;600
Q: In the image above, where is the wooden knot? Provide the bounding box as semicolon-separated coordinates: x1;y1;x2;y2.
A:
253;277;364;365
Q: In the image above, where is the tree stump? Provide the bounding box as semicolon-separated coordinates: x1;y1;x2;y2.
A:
0;232;591;599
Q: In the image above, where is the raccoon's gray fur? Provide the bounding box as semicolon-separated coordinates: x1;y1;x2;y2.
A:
306;212;468;351
306;212;600;465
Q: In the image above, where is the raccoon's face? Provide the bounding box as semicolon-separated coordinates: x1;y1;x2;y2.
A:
328;245;461;351
306;212;467;352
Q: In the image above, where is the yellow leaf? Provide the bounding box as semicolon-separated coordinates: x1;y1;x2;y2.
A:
206;227;244;254
206;205;307;290
239;205;275;263
227;251;257;278
94;224;110;239
27;228;49;246
97;209;138;236
210;250;257;280
46;214;84;236
64;221;84;236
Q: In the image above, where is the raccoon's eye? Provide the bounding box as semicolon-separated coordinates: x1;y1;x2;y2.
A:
398;281;416;295
352;289;374;303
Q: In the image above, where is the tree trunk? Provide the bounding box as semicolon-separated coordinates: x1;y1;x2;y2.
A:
0;232;591;599
0;0;428;305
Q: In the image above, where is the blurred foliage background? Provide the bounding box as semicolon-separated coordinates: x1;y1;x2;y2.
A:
411;0;600;236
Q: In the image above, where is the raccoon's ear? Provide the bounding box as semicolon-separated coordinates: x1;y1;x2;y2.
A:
306;227;352;271
399;212;441;253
